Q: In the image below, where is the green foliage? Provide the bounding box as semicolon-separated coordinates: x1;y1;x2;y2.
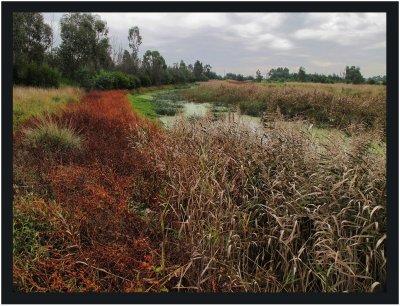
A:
23;119;83;152
345;66;364;84
92;70;140;90
58;13;112;78
153;98;183;116
128;94;158;120
268;67;290;80
193;60;209;81
13;204;50;259
12;13;220;89
139;73;152;87
366;75;386;85
14;62;61;88
128;26;142;60
13;12;52;65
73;67;95;89
224;73;253;81
142;50;167;85
298;67;306;82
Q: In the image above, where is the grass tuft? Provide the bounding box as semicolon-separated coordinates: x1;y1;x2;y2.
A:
23;118;83;152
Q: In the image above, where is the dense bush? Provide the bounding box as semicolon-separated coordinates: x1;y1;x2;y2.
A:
139;73;152;87
14;62;61;88
74;67;95;89
92;70;140;90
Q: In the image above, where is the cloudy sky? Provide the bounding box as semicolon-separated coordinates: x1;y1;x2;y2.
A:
43;12;386;77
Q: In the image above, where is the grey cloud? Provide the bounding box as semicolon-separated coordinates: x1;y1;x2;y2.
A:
42;12;386;77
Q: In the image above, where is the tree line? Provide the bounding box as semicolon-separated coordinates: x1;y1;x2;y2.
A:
13;12;220;89
225;67;386;85
12;12;386;89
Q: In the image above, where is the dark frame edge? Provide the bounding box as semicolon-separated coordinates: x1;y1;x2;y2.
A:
1;1;399;304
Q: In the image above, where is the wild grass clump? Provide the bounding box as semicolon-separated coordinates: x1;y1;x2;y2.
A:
23;118;82;153
153;116;386;292
181;81;386;134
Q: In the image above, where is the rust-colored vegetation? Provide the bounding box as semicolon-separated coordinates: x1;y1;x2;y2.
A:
14;91;166;292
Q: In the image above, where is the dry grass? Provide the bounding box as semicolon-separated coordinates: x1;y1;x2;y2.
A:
13;86;84;129
182;81;386;134
22;117;83;153
151;116;386;292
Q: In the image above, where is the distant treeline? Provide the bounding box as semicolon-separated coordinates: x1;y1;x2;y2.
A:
12;12;386;89
225;67;386;85
13;12;220;89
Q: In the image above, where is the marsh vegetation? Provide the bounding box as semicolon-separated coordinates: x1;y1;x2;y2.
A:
13;81;386;293
11;11;387;294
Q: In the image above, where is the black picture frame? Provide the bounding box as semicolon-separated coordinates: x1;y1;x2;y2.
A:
2;1;398;304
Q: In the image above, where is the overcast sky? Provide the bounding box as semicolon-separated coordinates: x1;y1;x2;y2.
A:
43;13;386;77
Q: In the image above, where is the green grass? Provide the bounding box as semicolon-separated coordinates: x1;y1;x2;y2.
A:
13;208;49;260
13;195;53;263
129;91;184;119
128;94;158;120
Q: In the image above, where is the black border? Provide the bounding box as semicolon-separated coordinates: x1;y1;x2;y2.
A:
2;1;398;304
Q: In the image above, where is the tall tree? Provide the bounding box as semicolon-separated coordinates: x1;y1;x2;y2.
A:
193;60;204;81
298;67;306;82
268;67;290;81
255;69;263;82
13;12;52;65
58;13;112;77
128;26;142;59
126;26;142;73
345;66;364;84
142;50;167;85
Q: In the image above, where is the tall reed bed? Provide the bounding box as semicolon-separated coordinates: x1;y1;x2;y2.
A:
152;117;386;292
181;81;386;134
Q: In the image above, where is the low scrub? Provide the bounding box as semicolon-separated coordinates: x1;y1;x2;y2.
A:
14;62;61;88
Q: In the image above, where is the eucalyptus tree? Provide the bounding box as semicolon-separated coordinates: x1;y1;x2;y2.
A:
58;13;112;78
13;12;52;65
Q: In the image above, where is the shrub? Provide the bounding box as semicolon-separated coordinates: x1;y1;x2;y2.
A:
139;73;152;87
74;67;95;89
23;118;82;152
92;70;140;90
14;62;61;88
